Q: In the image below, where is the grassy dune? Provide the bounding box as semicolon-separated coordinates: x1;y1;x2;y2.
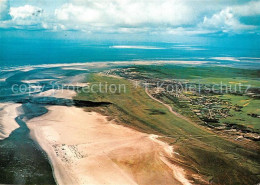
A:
75;74;260;185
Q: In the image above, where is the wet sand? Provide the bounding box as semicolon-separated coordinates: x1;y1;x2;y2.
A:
27;106;191;185
0;103;21;140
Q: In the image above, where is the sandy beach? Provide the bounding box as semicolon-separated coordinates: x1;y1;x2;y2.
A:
0;103;21;140
27;105;191;185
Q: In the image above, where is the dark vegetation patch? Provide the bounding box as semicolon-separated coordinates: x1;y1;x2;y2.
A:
13;97;111;107
146;109;166;115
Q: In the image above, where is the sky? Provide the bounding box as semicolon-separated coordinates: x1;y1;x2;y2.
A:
0;0;259;40
1;0;260;67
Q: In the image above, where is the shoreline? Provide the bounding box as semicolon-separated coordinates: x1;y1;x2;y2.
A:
0;103;21;140
29;126;75;185
27;105;191;185
1;60;208;72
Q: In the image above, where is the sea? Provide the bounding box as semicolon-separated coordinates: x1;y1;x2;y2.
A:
1;37;260;69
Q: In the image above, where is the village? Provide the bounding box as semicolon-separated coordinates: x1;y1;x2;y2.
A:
105;67;260;141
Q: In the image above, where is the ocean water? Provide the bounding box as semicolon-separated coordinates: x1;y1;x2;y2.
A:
1;37;260;69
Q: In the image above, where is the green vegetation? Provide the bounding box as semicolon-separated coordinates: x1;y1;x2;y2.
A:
132;65;260;87
75;73;260;185
218;94;260;131
119;65;260;132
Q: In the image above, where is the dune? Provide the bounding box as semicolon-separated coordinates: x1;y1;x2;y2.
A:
0;103;21;140
27;106;191;185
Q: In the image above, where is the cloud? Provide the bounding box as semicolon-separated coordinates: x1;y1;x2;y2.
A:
233;0;260;16
0;0;10;20
55;0;195;28
10;5;43;19
201;1;260;32
165;27;214;35
202;7;256;32
0;4;45;30
52;0;260;34
0;0;259;35
55;3;100;23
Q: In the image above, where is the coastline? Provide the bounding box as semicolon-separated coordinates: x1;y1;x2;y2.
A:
0;103;21;140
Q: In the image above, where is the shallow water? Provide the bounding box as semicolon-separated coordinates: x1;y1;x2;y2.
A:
0;103;56;184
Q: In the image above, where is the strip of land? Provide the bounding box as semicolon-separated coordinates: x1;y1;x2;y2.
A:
27;105;191;185
0;103;21;140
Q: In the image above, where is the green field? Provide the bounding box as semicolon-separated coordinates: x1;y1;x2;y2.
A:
131;65;260;87
75;73;260;185
218;94;260;131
